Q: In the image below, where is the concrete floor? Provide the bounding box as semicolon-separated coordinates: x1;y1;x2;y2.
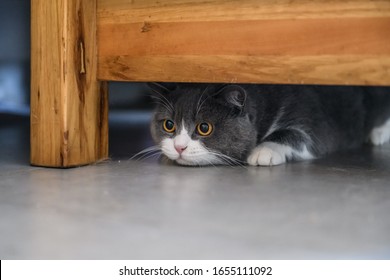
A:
1;113;390;259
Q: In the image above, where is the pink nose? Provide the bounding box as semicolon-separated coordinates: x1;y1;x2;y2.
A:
174;145;187;154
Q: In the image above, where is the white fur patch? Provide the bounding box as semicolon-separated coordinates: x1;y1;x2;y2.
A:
369;118;390;146
174;122;191;149
160;122;221;166
247;142;314;166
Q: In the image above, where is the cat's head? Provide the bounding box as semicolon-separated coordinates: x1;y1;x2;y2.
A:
149;83;257;166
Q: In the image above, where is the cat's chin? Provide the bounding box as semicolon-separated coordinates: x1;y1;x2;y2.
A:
175;158;199;166
160;154;203;166
175;157;214;166
173;154;224;166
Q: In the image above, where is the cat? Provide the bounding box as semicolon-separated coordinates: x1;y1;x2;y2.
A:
147;82;390;166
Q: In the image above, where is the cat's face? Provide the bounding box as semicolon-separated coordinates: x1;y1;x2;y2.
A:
150;84;257;166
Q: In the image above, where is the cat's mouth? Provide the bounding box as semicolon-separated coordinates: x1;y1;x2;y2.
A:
162;152;204;166
173;153;199;166
160;150;195;166
160;138;225;166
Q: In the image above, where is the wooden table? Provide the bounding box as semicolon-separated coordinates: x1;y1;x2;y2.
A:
31;0;390;167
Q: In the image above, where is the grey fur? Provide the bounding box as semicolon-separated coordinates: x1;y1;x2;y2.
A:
149;83;390;166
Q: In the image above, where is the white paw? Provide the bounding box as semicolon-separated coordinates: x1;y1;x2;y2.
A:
370;119;390;146
247;142;288;166
370;129;386;145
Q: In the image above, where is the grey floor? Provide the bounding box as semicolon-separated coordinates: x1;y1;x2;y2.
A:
1;113;390;259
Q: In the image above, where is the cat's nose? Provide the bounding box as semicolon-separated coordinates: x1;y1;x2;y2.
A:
174;144;187;154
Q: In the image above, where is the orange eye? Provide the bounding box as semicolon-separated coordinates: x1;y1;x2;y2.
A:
197;122;213;136
163;119;176;133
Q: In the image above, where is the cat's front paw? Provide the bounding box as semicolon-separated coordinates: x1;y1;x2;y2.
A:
247;142;287;166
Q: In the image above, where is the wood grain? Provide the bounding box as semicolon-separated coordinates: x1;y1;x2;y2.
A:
99;55;390;85
97;0;390;86
31;0;108;167
99;18;390;57
98;0;390;23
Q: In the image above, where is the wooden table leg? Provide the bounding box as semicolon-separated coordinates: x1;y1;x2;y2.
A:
31;0;108;168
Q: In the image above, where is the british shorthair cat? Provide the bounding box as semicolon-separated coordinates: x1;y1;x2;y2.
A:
147;83;390;166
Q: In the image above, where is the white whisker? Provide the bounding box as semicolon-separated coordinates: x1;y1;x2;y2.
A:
139;151;162;162
196;85;211;116
149;90;174;112
150;96;174;113
207;150;247;168
130;146;161;161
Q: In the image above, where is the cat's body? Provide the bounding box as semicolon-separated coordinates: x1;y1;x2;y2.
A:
149;83;390;166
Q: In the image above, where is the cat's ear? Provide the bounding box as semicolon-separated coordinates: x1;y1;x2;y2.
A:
147;82;177;95
215;84;247;109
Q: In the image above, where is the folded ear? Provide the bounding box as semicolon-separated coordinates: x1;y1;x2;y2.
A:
147;82;177;95
214;84;247;109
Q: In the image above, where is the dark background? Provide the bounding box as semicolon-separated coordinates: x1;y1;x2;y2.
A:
0;0;152;116
0;0;154;159
0;0;30;113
